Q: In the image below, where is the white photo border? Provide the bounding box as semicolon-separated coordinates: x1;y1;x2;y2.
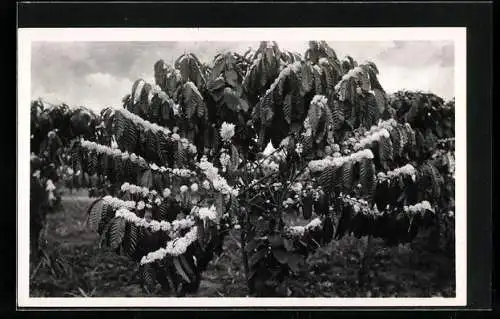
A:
17;27;467;308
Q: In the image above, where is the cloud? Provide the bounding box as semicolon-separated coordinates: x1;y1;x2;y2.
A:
31;40;455;112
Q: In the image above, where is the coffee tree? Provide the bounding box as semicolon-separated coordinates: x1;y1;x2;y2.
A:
29;41;455;296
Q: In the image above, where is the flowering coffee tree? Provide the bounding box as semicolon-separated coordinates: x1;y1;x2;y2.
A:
29;41;455;296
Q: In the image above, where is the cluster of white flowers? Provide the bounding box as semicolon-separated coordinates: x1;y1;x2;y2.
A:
198;157;239;196
372;119;398;132
140;226;198;265
190;183;198;193
219;152;231;169
202;180;211;190
287;218;322;237
32;170;41;178
308;149;374;172
81;139;128;158
191;205;218;221
115;207;195;234
318;57;329;66
261;158;280;175
103;195;136;210
340;195;378;216
121;182;152;197
45;179;56;192
311;95;328;109
117;108;197;155
220;122;235;142
377;164;416;182
282;197;296;208
404;201;434;215
291;182;303;193
437;137;455;144
147;162;196;178
353;128;391;150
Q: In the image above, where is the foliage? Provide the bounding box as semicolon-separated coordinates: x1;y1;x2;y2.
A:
29;41;455;297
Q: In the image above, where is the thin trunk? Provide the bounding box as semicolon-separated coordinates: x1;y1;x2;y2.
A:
241;212;251;295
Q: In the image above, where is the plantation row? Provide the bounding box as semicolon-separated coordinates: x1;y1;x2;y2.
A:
30;41;455;296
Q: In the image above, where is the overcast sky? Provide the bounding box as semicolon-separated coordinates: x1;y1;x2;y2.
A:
31;41;454;112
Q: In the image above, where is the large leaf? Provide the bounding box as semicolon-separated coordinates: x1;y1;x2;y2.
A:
142;264;157;292
109;217;127;250
87;198;105;231
359;158;376;200
318;166;336;194
173;256;192;283
124;223;139;256
342;161;354;192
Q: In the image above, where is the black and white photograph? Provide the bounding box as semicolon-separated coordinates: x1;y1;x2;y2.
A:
18;27;466;308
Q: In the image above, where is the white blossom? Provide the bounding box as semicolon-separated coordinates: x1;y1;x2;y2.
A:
220;122;235;142
190;183;199;193
137;201;145;210
45;180;56;192
202;180;211;190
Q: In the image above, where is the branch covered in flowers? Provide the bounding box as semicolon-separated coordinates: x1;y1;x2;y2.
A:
376;164;417;182
116;108;197;154
308;148;374;172
285;217;323;237
115;207;195;235
140;226;198;265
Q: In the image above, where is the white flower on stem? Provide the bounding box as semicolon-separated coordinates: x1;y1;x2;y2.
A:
202;180;211;190
219;153;231;167
137;201;145;210
220;122;235;142
190;183;199;193
180;185;188;193
46;180;56;192
32;170;41;178
291;182;303;193
126;185;135;193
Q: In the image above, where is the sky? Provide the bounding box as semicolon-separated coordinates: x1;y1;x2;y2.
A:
31;41;454;112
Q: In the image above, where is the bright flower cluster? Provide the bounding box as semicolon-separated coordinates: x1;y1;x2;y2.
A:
198;156;239;196
308;149;374;172
377;164;417;182
140;226;198;264
120;182;153;197
191;205;218;221
311;95;328;109
117;108;197;155
220;122;235;142
353;128;391;150
340;195;382;216
103;195;136;210
81;139;149;168
403;201;434;215
115;208;195;234
287;218;322;237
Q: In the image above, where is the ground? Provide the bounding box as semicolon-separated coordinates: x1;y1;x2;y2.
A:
29;190;455;298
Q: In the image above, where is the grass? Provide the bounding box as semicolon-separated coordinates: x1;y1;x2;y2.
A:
29;189;455;298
